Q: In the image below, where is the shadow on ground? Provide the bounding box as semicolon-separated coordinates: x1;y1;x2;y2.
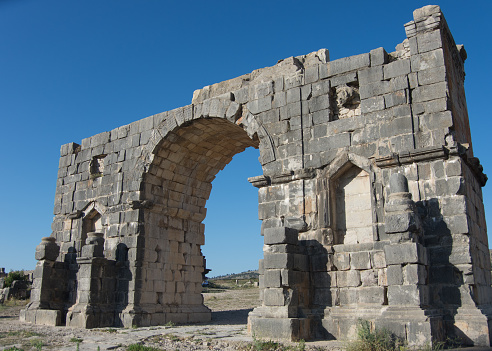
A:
210;308;253;325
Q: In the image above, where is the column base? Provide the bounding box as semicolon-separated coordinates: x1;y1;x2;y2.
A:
449;305;492;346
66;304;115;328
248;307;311;341
20;307;61;326
321;306;444;347
119;304;211;328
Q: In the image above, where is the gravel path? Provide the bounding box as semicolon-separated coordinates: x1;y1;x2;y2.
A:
0;289;343;350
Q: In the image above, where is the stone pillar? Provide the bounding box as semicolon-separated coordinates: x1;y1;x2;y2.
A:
66;232;116;328
379;173;444;346
20;237;62;326
248;227;311;341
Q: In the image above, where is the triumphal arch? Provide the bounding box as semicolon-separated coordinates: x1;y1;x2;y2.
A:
21;5;492;346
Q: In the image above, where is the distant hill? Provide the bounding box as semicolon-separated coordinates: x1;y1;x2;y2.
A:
211;270;259;280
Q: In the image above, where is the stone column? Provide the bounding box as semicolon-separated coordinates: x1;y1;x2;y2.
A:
380;173;444;345
20;237;62;326
66;232;116;328
248;227;311;341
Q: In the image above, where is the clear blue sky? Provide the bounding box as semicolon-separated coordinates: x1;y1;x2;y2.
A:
1;1;491;277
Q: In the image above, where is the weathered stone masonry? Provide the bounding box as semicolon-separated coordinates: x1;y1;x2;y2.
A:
22;5;492;346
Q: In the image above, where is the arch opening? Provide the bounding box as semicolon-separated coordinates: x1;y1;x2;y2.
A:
137;117;261;325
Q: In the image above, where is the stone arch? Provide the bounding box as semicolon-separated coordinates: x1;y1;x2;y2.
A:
129;97;276;186
127;115;263;326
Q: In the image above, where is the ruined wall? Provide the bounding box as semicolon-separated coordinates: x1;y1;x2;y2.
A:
22;5;492;347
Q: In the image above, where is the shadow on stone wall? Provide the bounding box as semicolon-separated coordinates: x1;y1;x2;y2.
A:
417;198;469;345
305;239;334;340
114;243;131;327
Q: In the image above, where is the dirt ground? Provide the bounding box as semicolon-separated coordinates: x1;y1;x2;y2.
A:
0;287;343;351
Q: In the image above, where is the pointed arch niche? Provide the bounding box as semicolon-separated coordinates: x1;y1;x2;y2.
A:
320;153;378;245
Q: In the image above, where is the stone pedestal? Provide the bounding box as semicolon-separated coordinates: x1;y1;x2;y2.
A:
248;227;311;341
66;233;115;328
21;237;63;326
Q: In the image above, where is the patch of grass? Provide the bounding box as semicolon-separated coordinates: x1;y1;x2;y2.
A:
252;334;282;351
101;328;118;333
346;319;400;351
1;299;30;308
5;347;24;351
346;319;448;351
29;339;44;350
164;321;176;327
165;334;181;342
70;337;83;343
22;331;42;337
126;344;160;351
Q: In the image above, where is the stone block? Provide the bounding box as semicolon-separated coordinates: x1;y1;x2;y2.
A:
264;288;292;306
334;252;350;271
359;66;383;85
411;49;444;72
384;90;407;108
387;285;427;306
308;95;330;113
417;66;446;86
361;270;378;287
443;215;469;234
294;254;308;272
337;270;361;287
411;82;447;103
387;265;403;285
404;264;427;284
385;212;418;234
280;102;301;120
358;286;385;304
370;47;388;66
286;87;301;104
339;287;358;305
35;238;60;261
311;80;331;97
361;96;385;113
441;196;467;217
384;243;427;265
383;59;410;79
281;270;308;288
330;72;357;87
264;253;294;270
264;227;298;245
264;269;282;288
418;113;452;135
359;81;391;99
323;53;370;78
305;65;319;84
284;73;303;90
33;309;62;326
258;202;276;219
247;97;272;115
372;251;386;268
413;5;441;22
350;252;372;270
249;317;303;341
313;272;335;288
380;116;413;138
